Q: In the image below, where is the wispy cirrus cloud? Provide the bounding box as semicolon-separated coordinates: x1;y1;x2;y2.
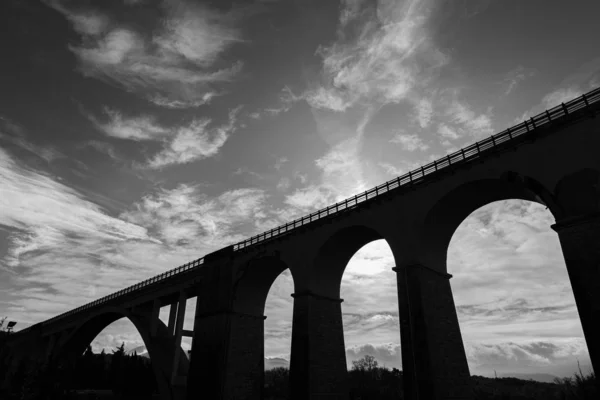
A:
0;143;277;326
121;184;272;248
48;0;243;108
147;106;242;168
389;132;429;151
413;97;433;128
86;106;241;168
503;66;535;96
437;123;460;140
0;146;164;323
304;0;448;112
91;108;170;141
446;97;494;138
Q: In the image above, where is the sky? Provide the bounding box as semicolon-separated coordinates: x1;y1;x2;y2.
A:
1;0;599;380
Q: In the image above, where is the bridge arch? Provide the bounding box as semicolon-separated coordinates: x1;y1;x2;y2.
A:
418;174;558;272
304;224;386;299
233;255;293;317
56;306;181;400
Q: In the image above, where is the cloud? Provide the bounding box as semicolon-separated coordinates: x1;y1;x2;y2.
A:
503;66;534;95
92;108;170;141
148;91;218;109
389;133;429;151
465;339;590;378
45;0;109;36
414;98;433;128
282;109;375;215
378;151;440;177
437;123;460;140
541;87;585;109
346;343;402;369
147;106;241;168
50;0;243;108
304;0;448;111
121;184;270;247
0;146;166;323
304;87;353;112
85;105;241;167
273;157;288;171
446;98;494;138
261;86;301;117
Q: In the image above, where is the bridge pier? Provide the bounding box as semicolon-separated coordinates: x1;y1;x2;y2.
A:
552;212;600;383
289;290;349;400
186;308;265;400
394;263;472;400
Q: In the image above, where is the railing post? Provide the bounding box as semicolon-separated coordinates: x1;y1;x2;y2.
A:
530;117;537;129
561;103;569;115
506;127;513;139
582;93;590;107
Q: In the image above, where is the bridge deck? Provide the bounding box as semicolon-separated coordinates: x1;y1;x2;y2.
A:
17;86;600;335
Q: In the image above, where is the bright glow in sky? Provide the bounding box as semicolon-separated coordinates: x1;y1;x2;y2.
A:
1;0;599;380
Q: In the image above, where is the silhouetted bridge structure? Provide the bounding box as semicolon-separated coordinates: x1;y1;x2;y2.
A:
4;87;600;399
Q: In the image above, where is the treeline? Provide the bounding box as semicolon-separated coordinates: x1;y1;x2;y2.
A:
264;355;598;400
0;342;157;399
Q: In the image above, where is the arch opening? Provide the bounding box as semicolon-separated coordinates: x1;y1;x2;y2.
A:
59;314;159;397
419;176;556;271
229;255;293;398
448;199;592;383
341;239;403;398
263;268;294;397
307;224;402;398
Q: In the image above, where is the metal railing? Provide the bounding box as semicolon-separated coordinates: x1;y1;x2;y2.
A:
18;86;600;335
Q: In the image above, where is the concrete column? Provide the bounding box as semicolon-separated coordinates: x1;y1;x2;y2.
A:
289;290;348;400
394;266;418;400
551;212;600;380
172;291;187;385
45;333;58;362
394;264;472;400
168;302;178;336
150;298;161;337
186;309;265;400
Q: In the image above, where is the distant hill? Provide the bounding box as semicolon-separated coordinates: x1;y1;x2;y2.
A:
499;373;559;383
124;345;289;369
265;357;289;370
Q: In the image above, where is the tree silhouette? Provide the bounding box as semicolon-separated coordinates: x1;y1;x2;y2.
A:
352;354;379;372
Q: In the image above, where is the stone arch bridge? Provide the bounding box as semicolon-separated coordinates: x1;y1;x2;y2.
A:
4;88;600;400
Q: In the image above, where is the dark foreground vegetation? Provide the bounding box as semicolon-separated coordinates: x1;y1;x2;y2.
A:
1;325;597;399
1;339;158;399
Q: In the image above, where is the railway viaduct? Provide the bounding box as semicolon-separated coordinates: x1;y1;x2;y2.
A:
3;88;600;400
